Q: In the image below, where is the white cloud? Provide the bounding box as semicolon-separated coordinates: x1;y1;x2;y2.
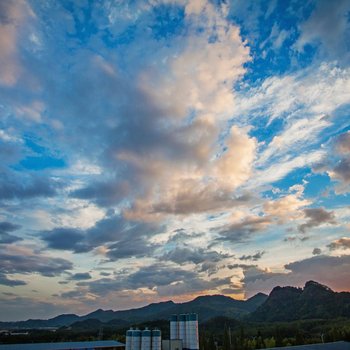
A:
294;0;350;62
264;193;310;224
236;63;350;126
328;237;350;251
257;115;330;167
111;2;255;219
243;254;350;297
233;63;350;192
247;150;326;190
15;100;45;122
260;23;289;50
123;125;256;220
0;0;34;86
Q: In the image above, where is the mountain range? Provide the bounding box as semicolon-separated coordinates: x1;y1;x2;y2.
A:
251;280;350;322
0;293;267;329
1;281;349;329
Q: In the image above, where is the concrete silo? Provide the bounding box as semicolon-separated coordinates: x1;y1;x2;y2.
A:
188;314;199;350
152;329;161;350
168;313;199;350
141;328;151;350
126;328;133;350
170;314;178;340
185;314;190;350
133;329;142;350
178;314;186;348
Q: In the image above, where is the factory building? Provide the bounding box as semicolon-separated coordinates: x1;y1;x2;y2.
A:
126;313;199;350
126;328;161;350
0;340;124;350
162;339;182;350
169;314;199;350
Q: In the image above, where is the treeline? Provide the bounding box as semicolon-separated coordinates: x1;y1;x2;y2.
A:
199;321;350;350
1;317;350;347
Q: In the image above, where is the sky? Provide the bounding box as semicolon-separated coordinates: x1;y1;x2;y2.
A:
0;0;350;322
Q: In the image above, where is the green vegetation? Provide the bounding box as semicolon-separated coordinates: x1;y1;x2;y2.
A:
251;281;350;322
199;318;350;350
1;317;350;348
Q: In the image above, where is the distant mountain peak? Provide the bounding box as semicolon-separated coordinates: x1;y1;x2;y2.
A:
150;300;174;305
250;280;350;322
270;285;302;296
247;292;268;300
193;294;235;301
304;280;333;292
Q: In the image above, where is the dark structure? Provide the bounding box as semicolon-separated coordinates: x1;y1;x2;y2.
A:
0;340;124;350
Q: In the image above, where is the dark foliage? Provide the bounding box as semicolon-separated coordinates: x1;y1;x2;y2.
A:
251;281;350;322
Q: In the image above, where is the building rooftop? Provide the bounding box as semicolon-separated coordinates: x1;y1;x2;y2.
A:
0;340;124;350
265;341;350;350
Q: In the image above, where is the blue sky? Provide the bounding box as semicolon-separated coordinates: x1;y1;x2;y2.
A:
0;0;350;321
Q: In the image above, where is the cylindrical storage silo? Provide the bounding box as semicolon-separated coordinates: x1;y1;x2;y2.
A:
185;313;190;350
189;313;199;350
179;314;186;349
170;314;178;340
152;329;161;350
126;328;133;350
133;329;141;350
141;328;151;350
187;314;192;350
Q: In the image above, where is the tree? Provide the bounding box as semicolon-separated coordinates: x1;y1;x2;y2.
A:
264;337;275;349
208;333;216;350
255;331;265;349
200;331;208;350
295;328;304;345
238;326;247;350
274;327;283;347
231;334;238;350
223;325;231;350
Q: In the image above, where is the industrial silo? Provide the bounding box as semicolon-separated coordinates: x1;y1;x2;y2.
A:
141;328;151;350
152;329;161;350
189;314;199;350
133;329;142;350
170;314;178;340
186;314;192;350
185;313;190;350
126;328;133;350
178;314;186;349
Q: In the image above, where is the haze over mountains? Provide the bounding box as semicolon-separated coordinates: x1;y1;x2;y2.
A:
1;281;350;330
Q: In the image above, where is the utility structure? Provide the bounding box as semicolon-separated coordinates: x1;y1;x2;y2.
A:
126;328;161;350
170;314;199;350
